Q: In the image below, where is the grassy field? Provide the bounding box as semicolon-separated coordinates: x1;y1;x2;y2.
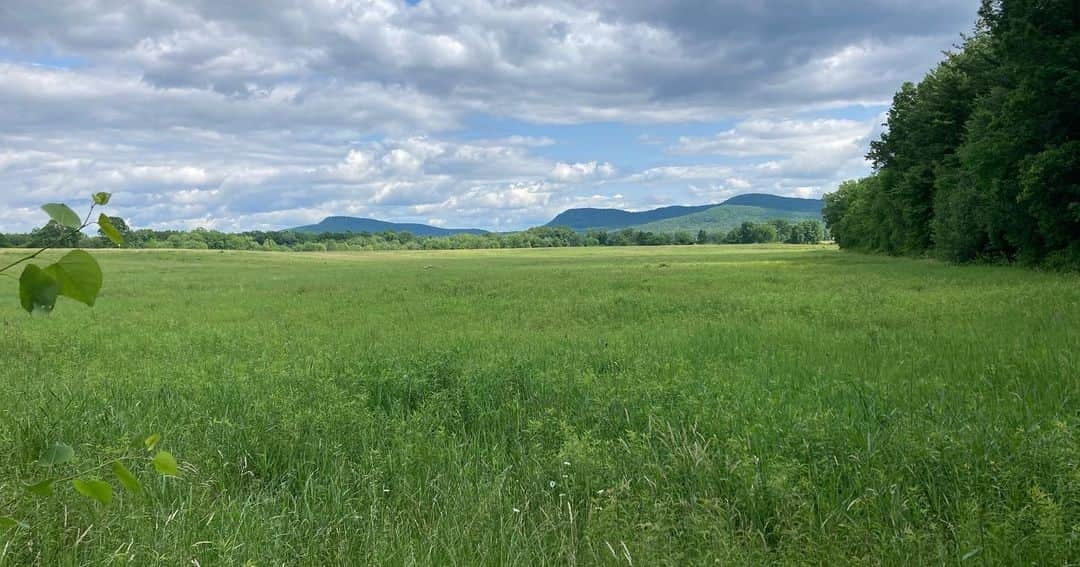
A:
0;245;1077;565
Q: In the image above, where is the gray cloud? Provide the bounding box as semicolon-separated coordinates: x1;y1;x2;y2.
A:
0;0;979;231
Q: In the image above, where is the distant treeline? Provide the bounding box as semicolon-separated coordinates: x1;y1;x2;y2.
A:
0;218;824;251
823;0;1078;269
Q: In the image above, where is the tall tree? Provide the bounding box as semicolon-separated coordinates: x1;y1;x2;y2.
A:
825;1;1078;268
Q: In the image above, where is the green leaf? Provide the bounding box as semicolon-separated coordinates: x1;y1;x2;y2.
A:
43;250;103;307
0;517;28;530
92;192;112;206
26;479;55;497
152;451;179;476
72;479;113;505
19;264;59;315
144;433;161;451
40;443;75;466
112;461;142;494
41;203;82;229
98;214;125;246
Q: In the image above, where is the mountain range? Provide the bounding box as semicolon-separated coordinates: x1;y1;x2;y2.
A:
290;216;488;236
545;193;824;232
290;193;824;236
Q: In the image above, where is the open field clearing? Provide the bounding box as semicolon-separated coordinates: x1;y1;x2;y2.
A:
1;245;1077;565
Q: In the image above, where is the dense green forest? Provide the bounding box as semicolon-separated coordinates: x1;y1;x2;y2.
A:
823;0;1078;269
0;218;823;252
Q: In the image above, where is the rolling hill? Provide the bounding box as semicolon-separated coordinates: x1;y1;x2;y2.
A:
628;204;821;234
292;194;824;237
546;204;720;231
546;193;824;232
290;216;488;236
720;193;824;213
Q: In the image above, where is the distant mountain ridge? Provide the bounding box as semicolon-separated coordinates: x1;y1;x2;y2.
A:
546;204;718;231
291;194;823;237
720;193;824;213
629;204;821;235
546;193;823;231
291;216;488;236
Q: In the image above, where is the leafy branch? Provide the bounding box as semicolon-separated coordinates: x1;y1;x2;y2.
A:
1;194;182;534
0;193;124;314
1;436;180;531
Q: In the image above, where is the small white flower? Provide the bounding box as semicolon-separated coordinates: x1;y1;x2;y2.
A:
549;480;556;488
512;507;521;513
563;461;571;466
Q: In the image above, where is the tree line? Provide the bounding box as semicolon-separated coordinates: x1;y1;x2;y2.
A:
0;218;824;252
823;0;1078;269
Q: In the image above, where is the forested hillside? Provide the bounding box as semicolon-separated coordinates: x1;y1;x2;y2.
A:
291;216;487;236
720;194;824;213
823;0;1078;269
628;204;820;234
545;204;719;231
548;194;823;232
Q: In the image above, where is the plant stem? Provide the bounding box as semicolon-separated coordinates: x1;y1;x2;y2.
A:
1;454;148;514
0;247;50;275
0;203;96;275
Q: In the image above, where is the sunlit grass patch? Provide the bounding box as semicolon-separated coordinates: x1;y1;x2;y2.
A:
1;245;1076;564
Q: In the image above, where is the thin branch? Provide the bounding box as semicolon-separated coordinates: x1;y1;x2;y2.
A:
1;454;151;514
0;202;96;275
48;456;140;486
0;247;50;275
81;204;97;229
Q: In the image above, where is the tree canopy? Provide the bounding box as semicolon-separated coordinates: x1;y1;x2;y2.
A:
824;0;1079;269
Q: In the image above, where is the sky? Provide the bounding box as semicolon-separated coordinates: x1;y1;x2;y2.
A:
0;0;981;232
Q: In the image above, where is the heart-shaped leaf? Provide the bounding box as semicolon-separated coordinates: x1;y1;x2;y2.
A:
98;214;125;246
43;250;102;307
112;461;142;494
152;451;179;476
40;443;75;466
72;479;113;505
41;203;82;229
92;192;112;206
26;479;55;497
19;264;59;315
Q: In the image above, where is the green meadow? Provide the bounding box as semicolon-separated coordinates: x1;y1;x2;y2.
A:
1;245;1077;565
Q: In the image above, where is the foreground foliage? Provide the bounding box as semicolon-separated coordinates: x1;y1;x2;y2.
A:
1;246;1075;564
824;0;1079;269
1;195;182;539
4;195;119;315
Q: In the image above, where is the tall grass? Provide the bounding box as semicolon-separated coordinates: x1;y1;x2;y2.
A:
1;245;1076;565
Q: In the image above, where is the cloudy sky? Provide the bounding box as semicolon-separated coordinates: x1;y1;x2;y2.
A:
0;0;980;232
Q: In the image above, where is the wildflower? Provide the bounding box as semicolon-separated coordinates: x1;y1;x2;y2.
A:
549;480;556;488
